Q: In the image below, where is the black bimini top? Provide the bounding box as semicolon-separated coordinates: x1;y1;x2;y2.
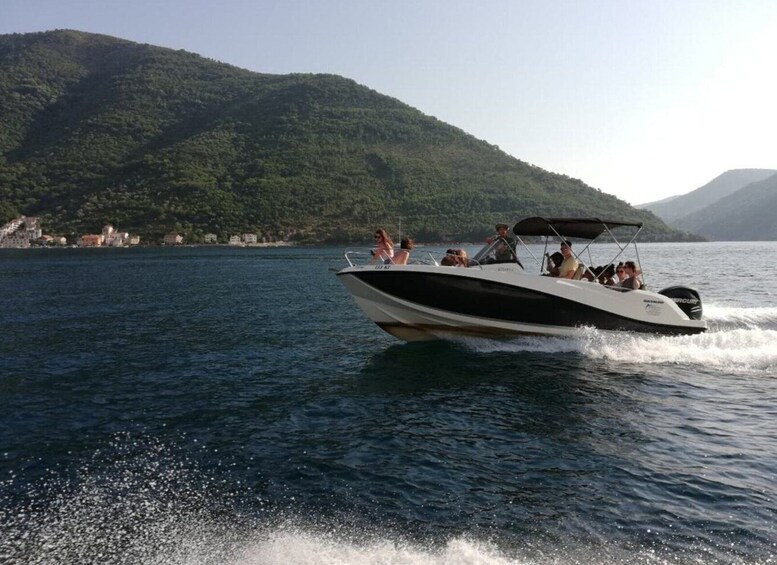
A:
512;217;643;240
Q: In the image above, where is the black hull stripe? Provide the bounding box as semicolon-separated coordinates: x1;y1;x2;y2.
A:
343;271;705;335
377;322;550;339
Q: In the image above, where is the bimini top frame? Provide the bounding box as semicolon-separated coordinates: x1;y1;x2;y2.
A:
512;217;646;285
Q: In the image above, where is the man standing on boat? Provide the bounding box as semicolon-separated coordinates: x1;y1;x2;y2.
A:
486;223;517;263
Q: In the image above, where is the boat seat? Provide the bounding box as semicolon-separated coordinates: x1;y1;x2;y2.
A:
572;265;585;280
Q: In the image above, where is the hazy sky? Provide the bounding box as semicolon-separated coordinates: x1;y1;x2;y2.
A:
2;0;776;204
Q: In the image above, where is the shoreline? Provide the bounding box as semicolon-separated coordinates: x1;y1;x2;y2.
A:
0;241;299;250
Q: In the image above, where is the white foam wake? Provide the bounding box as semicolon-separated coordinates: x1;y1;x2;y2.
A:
580;328;777;371
704;304;777;329
212;527;770;565
240;531;515;565
462;326;777;372
1;432;764;565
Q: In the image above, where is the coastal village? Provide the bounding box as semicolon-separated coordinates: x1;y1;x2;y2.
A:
0;216;294;248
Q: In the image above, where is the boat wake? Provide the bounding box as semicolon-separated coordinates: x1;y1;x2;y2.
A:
459;304;777;373
2;434;771;565
240;531;516;565
704;304;777;330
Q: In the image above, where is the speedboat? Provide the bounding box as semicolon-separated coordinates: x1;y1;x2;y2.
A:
337;217;706;341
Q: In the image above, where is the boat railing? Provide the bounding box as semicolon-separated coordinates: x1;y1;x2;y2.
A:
345;249;438;267
344;250;370;267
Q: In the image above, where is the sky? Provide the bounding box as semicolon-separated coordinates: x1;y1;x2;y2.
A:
2;0;777;204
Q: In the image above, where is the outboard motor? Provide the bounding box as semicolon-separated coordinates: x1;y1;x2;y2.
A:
658;286;703;320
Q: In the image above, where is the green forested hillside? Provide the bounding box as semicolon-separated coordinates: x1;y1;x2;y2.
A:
0;30;694;243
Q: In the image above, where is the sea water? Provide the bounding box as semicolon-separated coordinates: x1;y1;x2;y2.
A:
0;242;775;564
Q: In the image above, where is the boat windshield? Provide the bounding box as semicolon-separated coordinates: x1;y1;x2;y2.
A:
471;238;523;268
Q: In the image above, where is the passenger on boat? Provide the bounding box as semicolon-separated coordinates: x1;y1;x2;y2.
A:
486;223;517;262
598;264;616;286
544;251;563;276
556;240;579;279
581;265;600;282
618;261;642;290
392;238;414;265
441;251;458;266
442;248;468;267
370;228;394;264
614;263;625;284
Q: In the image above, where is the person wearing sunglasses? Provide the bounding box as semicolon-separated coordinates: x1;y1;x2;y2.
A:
370;228;394;264
618;261;642;290
614;262;625;284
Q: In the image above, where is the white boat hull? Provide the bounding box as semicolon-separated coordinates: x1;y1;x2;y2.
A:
337;264;706;341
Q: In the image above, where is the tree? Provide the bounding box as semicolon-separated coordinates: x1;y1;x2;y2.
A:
0;201;20;224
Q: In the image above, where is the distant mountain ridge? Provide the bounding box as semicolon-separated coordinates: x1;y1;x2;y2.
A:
676;172;777;240
637;194;678;208
637;169;777;223
0;29;692;242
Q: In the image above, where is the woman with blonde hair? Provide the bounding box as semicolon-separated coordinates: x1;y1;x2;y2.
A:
370;228;394;264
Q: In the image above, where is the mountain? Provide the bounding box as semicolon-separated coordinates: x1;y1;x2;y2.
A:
637;169;777;224
675;172;777;240
0;30;693;243
637;194;679;208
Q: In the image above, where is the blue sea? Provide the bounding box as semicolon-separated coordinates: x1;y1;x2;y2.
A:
1;242;775;564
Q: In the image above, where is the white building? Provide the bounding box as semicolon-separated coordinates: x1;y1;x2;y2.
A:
0;217;25;241
163;233;183;245
228;235;242;246
0;216;42;248
204;233;218;244
243;233;258;244
0;232;31;248
106;232;130;247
